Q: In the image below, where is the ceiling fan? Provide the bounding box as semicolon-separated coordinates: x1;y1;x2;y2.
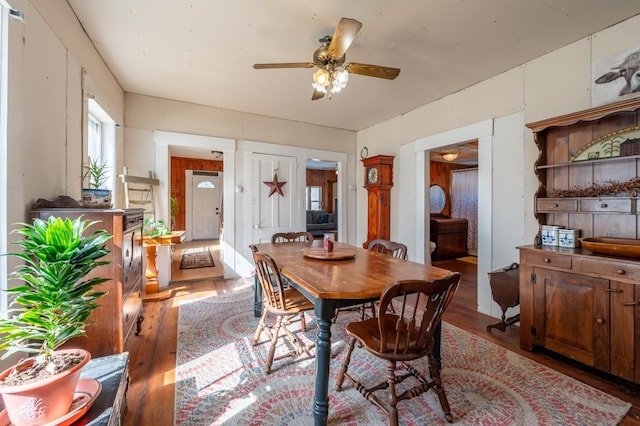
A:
253;17;401;100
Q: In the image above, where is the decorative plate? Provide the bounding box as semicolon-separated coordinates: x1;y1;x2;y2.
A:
303;247;356;260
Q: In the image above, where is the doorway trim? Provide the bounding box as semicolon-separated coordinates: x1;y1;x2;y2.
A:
153;131;236;271
414;119;494;315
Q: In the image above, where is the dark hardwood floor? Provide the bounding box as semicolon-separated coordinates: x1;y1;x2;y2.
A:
122;256;640;425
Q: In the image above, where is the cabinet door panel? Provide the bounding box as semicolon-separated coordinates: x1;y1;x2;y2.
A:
636;285;640;384
535;268;609;370
610;281;635;381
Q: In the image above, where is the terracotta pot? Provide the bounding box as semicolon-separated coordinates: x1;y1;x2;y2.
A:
0;349;91;426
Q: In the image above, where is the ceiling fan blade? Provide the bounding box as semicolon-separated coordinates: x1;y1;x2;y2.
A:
253;62;316;69
346;63;401;80
311;88;325;100
327;18;363;59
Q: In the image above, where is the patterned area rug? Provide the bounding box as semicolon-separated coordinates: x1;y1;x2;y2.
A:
175;283;631;425
179;247;214;270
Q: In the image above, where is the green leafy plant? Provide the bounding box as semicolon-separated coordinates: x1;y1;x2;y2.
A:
82;158;110;189
143;218;172;238
0;216;112;363
170;196;179;218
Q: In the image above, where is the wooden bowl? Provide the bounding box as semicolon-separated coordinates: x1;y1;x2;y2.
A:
580;237;640;258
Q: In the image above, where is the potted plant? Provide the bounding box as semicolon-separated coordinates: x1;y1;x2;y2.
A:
0;216;111;425
143;217;172;239
81;158;112;207
170;195;179;230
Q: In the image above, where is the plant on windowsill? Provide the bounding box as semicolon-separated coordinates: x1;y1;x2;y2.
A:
81;158;112;208
0;216;111;425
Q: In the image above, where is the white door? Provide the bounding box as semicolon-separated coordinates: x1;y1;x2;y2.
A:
189;171;221;240
251;154;297;243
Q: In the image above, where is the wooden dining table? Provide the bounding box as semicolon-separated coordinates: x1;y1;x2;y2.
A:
252;240;454;426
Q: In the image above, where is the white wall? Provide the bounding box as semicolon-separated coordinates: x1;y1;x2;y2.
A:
1;1;125;369
357;15;640;317
4;0;124;229
124;94;357;273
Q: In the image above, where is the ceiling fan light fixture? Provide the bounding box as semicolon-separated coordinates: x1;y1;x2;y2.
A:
442;152;459;162
312;68;331;90
330;68;349;93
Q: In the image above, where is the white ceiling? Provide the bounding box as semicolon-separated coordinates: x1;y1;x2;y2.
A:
67;1;640;132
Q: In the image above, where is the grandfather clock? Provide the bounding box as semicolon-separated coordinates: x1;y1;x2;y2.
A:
362;154;394;248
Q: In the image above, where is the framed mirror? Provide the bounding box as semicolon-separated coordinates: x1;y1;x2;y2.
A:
429;184;446;214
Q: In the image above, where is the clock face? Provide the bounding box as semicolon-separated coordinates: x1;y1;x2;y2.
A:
367;167;378;184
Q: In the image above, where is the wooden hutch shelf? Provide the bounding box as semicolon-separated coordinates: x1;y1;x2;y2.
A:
519;96;640;385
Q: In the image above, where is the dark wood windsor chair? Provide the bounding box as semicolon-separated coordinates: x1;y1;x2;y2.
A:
271;231;314;244
335;239;409;321
367;239;408;259
335;273;461;426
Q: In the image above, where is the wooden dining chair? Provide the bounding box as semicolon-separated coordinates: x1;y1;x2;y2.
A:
251;250;315;374
335;273;461;426
271;231;314;244
367;239;408;259
334;239;409;322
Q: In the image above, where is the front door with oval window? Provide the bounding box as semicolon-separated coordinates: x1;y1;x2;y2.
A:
189;171;221;240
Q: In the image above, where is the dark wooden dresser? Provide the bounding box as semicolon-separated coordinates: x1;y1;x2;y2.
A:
30;208;145;358
430;216;468;260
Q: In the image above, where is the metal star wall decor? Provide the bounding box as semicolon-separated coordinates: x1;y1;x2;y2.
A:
263;173;287;197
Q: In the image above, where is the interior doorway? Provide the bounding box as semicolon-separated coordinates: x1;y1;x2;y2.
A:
305;159;339;239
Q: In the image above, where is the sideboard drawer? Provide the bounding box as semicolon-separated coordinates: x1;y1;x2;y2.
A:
524;251;572;269
577;257;640;282
580;198;634;213
536;198;578;213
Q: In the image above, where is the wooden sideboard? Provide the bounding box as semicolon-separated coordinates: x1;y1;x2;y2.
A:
519;245;639;383
30;208;145;358
519;97;640;385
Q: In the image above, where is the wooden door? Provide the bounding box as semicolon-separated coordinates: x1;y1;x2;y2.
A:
251;153;297;243
533;268;609;370
191;173;221;239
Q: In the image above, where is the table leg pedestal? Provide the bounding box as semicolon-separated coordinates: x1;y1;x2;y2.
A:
145;245;159;294
313;300;335;426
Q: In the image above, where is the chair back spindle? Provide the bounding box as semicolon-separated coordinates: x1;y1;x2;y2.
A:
378;275;460;356
271;232;314;244
253;251;289;312
367;239;408;260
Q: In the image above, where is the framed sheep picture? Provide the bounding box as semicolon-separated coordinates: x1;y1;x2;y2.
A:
592;46;640;106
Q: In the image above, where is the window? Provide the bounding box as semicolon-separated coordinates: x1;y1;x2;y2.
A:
0;2;14;311
196;180;215;189
87;113;102;163
87;99;115;191
306;186;322;210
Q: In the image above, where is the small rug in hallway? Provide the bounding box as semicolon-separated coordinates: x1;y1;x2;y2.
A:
180;247;214;270
175;285;631;425
457;255;477;264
